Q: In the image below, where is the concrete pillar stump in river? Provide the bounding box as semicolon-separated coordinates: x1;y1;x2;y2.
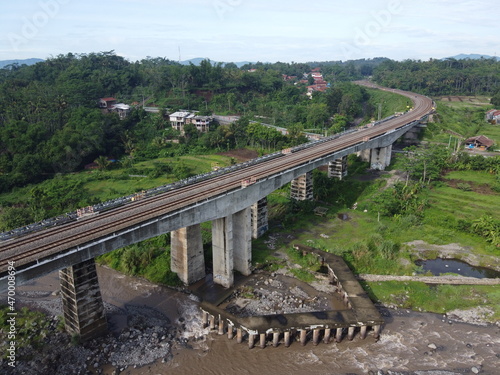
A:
59;258;107;342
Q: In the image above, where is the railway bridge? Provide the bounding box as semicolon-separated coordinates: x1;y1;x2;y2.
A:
0;82;434;340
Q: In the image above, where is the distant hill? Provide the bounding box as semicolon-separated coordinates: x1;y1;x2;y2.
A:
445;54;500;61
179;58;252;68
0;58;44;68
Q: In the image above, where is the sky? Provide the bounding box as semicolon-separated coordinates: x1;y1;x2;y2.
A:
0;0;498;63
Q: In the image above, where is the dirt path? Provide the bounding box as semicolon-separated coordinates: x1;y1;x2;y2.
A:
357;274;500;285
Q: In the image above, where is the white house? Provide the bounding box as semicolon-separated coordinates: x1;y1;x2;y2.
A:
169;111;213;133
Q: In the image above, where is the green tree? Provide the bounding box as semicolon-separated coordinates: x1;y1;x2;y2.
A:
94;155;110;171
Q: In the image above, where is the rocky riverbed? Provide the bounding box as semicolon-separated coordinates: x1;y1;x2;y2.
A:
1;266;499;375
222;270;343;317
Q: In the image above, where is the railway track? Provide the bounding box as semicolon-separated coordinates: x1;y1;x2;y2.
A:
0;83;434;274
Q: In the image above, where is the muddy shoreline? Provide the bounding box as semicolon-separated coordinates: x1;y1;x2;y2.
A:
1;266;499;375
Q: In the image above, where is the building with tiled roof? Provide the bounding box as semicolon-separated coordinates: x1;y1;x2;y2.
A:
465;135;495;150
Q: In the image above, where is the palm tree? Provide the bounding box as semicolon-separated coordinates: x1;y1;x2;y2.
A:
94;155;110;171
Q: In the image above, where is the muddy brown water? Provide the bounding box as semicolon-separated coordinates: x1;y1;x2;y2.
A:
11;266;500;375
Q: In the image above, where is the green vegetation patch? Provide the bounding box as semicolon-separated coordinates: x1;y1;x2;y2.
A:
0;306;62;357
96;234;181;287
443;170;497;185
366;88;412;120
363;281;500;321
480;123;500;147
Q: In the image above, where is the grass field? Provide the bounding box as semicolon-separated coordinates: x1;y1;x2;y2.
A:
480;123;500;148
0;153;234;206
437;95;491;109
362;281;500;319
366;88;412;120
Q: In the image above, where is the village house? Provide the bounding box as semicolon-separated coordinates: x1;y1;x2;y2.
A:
98;97;131;119
304;68;330;97
485;109;500;124
307;84;328;96
99;97;116;109
465;135;495;151
169;111;213;134
282;74;297;81
109;103;131;120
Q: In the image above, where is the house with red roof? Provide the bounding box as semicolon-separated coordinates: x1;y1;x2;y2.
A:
485;109;500;124
99;97;117;108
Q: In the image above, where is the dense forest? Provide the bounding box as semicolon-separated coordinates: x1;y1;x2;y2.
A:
372;57;500;96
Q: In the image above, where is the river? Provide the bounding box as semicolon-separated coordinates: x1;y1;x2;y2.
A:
12;266;500;375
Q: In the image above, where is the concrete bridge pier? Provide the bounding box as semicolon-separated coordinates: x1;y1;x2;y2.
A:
370;145;392;170
328;156;348;180
359;148;371;163
251;198;268;239
171;224;205;285
402;126;422;145
291;172;313;201
212;208;252;288
59;258;107;342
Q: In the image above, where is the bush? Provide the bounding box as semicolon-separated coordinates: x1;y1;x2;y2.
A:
456;182;472;191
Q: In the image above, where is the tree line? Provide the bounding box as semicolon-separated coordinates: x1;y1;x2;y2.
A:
372;58;500;97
